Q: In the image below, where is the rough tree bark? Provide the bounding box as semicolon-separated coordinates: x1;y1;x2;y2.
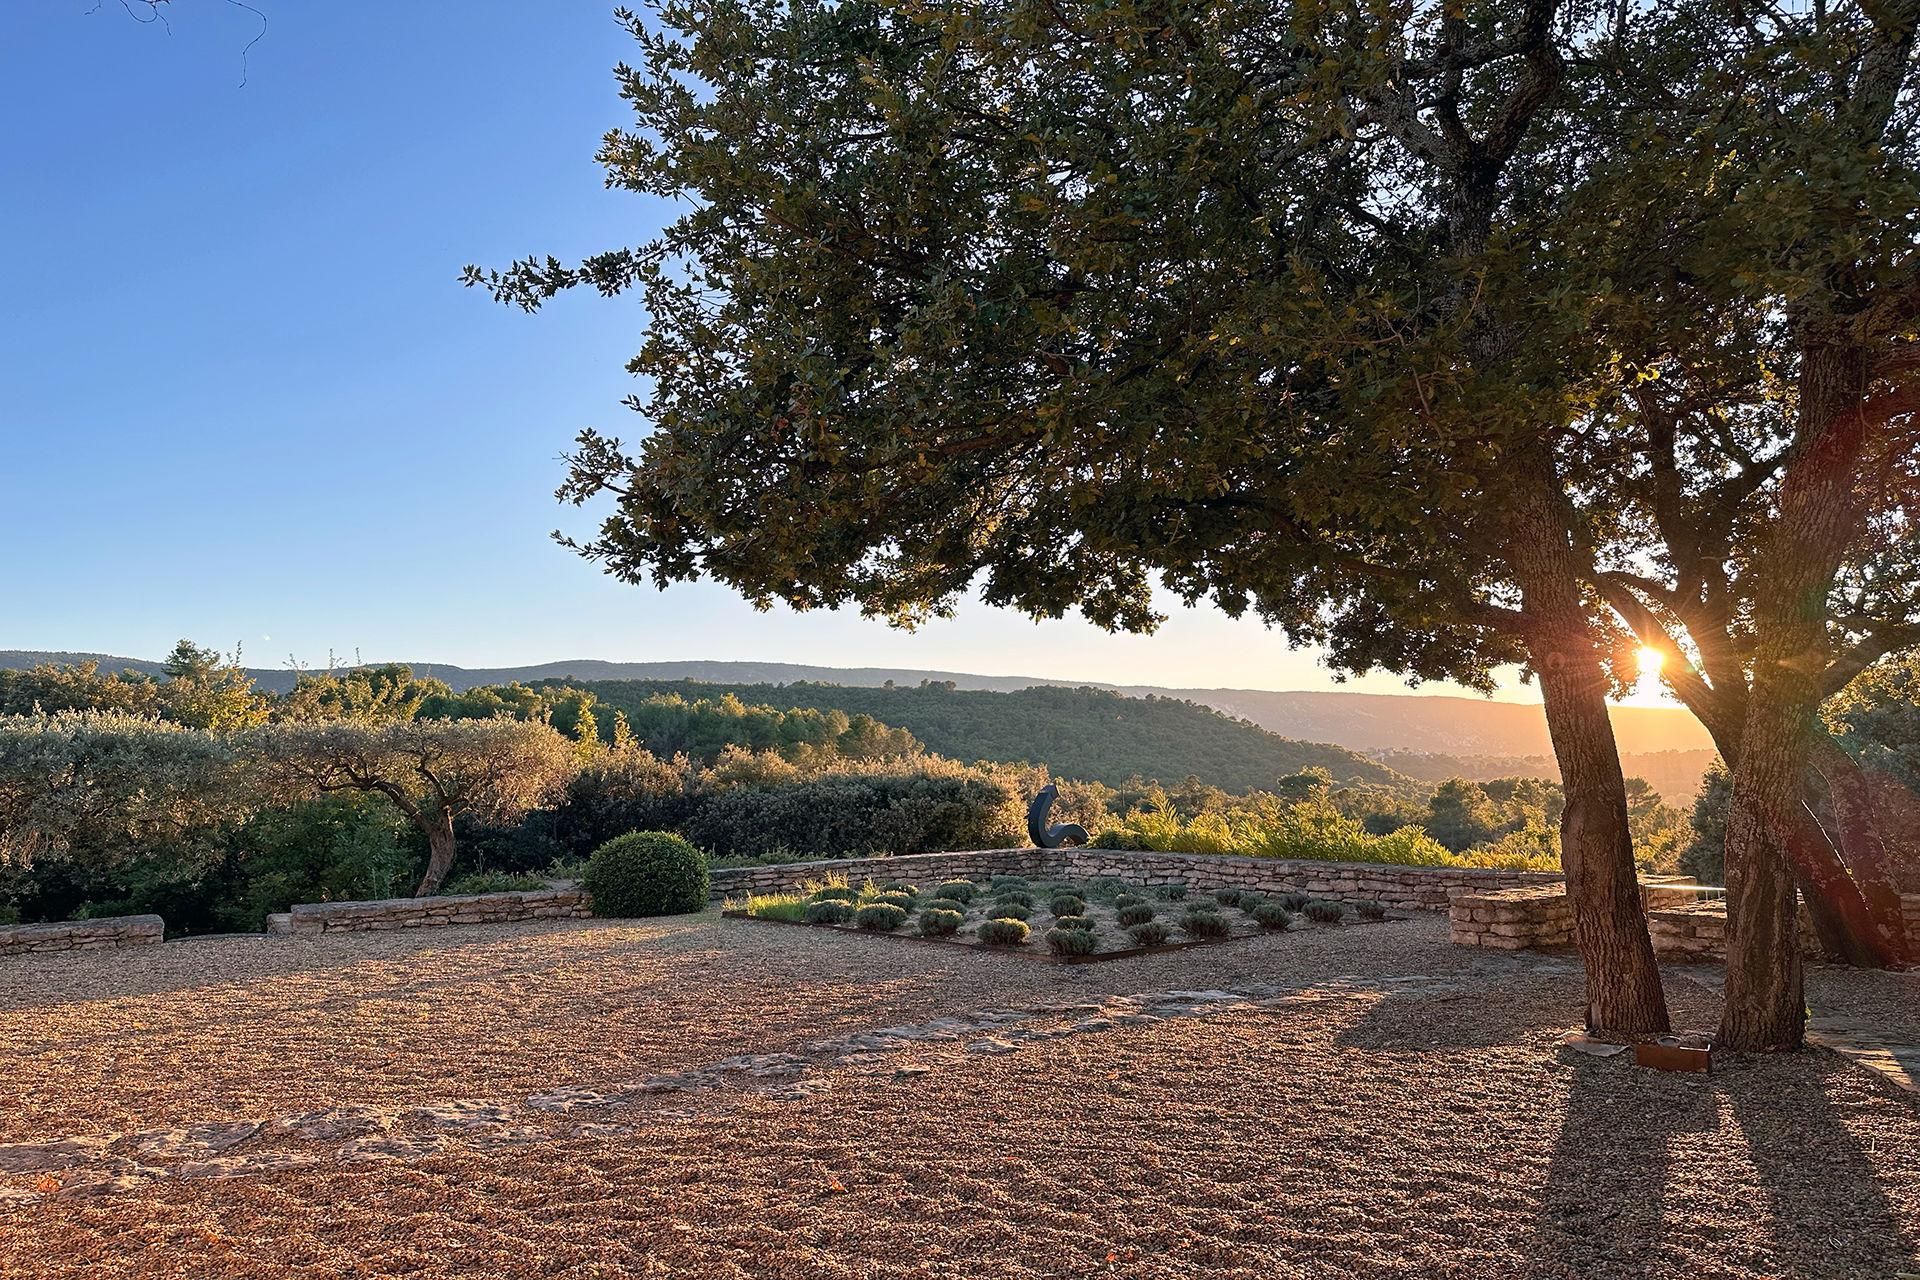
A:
1509;466;1670;1037
416;808;459;897
1720;341;1876;1050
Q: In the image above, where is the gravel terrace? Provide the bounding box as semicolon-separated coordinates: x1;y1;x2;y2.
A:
1;912;1916;1278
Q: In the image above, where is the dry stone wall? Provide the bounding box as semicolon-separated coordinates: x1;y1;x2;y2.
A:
0;914;162;957
1448;886;1574;951
710;846;1560;910
286;890;591;936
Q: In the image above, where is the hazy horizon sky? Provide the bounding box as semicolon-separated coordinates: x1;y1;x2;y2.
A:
0;4;1659;706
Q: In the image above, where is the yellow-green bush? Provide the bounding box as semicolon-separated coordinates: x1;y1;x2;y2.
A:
1102;798;1559;873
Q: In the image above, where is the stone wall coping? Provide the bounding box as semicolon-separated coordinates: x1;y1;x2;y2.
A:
289;889;584;921
709;847;1567;885
0;914;164;942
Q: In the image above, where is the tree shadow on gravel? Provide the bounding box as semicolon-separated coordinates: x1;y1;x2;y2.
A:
1523;1053;1915;1279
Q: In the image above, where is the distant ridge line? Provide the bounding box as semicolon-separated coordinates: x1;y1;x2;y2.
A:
0;650;1713;757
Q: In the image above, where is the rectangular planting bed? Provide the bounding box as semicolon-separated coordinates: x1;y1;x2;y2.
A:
723;872;1391;963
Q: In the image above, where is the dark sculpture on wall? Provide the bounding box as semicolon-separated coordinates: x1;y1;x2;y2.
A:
1027;783;1089;849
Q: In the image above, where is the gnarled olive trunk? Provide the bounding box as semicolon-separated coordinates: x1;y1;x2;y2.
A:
414;809;458;897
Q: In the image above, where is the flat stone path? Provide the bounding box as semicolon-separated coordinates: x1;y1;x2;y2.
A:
0;971;1476;1203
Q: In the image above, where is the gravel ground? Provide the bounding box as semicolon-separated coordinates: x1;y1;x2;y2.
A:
2;913;1917;1278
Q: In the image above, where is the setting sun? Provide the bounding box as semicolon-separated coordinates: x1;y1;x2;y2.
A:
1636;645;1666;677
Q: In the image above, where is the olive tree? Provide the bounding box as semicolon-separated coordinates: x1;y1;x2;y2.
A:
0;712;245;867
248;718;577;895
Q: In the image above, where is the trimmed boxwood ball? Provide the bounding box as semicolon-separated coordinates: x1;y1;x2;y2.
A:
1252;901;1294;930
1045;927;1099;956
918;908;964;936
1126;920;1172;946
855;903;909;931
976;917;1031;946
804;899;855;925
868;891;915;911
1213;887;1243;907
880;881;917;895
1304;900;1346;924
1052;914;1096;932
934;880;979;902
810;885;857;903
1355;899;1388;920
1180;909;1231;939
991;901;1034;921
1277;892;1311;912
583;831;710;918
1116;902;1156;927
1049;894;1087;917
994;889;1035;908
989;875;1030;891
922;896;968;914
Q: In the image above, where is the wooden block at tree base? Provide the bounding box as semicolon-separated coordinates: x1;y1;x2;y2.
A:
1635;1034;1713;1074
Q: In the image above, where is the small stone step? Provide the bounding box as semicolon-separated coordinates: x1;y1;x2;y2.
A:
265;913;292;937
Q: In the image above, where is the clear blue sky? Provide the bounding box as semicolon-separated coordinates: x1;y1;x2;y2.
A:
0;2;1540;698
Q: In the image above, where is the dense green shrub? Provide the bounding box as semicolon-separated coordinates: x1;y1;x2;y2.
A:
441;871;547;895
880;881;918;895
1303;900;1345;924
918;907;964;936
1234;893;1271;913
809;885;857;902
975;917;1031;946
922;896;968;914
989;875;1031;891
855;902;909;931
1355;899;1388;920
582;831;710;918
991;901;1034;921
805;899;855;924
1213;887;1243;907
868;891;915;911
1049;894;1087;917
1045;927;1098;956
1125;920;1171;946
1051;914;1096;932
994;889;1035;908
1116;902;1156;927
1252;901;1294;930
680;770;1021;860
1158;883;1189;901
1273;891;1309;911
1180;909;1231;939
934;880;979;902
1114;892;1144;908
1091;827;1145;851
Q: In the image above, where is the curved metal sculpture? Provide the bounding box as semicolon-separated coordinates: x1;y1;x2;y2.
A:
1027;783;1089;849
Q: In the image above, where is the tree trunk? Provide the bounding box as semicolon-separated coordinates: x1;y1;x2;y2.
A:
1532;639;1673;1035
1720;714;1810;1050
1507;466;1670;1037
1719;340;1875;1049
414;810;458;897
1808;736;1912;964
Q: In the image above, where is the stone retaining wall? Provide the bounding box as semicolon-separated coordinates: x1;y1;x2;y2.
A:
286;890;591;936
710;846;1561;911
1448;885;1573;950
710;849;1054;900
0;914;163;957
